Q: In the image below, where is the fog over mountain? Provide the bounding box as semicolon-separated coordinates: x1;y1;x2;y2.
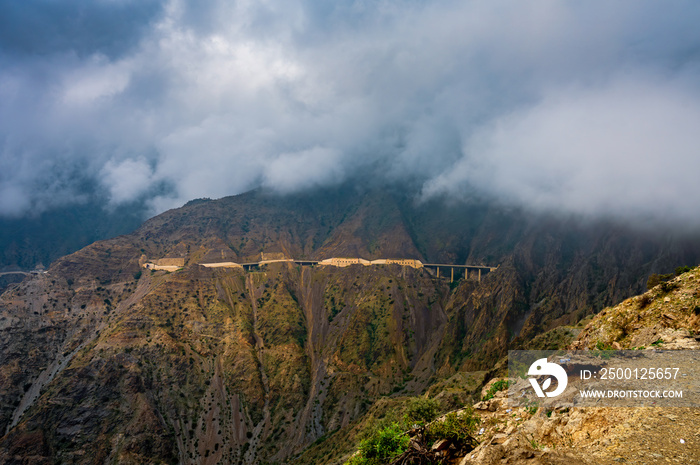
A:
2;0;700;225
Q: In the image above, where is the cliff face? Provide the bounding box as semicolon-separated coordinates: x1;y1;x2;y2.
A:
0;187;699;463
0;260;477;463
131;188;700;338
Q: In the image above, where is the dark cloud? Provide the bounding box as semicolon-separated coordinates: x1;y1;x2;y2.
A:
0;0;164;59
1;0;700;226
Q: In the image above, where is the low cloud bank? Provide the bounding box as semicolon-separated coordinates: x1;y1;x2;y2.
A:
1;0;699;225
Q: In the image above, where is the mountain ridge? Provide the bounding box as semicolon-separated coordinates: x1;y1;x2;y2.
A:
1;186;699;463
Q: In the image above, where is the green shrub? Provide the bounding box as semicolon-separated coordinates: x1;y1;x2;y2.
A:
482;379;512;401
404;397;441;426
660;280;678;293
524;401;539;415
346;422;410;465
647;273;673;290
675;266;691;276
595;341;612;351
424;408;479;448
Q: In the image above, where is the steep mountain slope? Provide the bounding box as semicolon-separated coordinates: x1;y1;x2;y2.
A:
0;201;145;273
0;259;473;463
132;188;423;263
453;266;700;465
0;186;699;463
130;187;700;343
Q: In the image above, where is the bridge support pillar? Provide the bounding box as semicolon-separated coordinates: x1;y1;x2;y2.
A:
451;268;454;283
478;269;481;282
437;267;440;278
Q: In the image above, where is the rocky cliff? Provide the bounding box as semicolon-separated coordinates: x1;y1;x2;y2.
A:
0;187;698;463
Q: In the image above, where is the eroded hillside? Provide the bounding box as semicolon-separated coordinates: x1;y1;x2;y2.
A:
2;188;700;464
1;253;525;463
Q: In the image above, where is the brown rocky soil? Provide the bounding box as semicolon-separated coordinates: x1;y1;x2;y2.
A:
452;268;700;465
461;393;699;464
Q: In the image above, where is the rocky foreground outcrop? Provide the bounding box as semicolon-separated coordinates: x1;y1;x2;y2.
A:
449;267;700;465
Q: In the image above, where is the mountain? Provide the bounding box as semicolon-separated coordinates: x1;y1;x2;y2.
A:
0;201;146;273
0;186;698;464
131;186;700;352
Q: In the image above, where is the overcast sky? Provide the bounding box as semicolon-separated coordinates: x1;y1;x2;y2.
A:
1;0;700;225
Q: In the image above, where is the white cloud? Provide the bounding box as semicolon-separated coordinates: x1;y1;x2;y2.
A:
1;0;700;225
263;146;345;192
60;55;131;106
100;158;155;205
0;183;31;217
423;73;700;223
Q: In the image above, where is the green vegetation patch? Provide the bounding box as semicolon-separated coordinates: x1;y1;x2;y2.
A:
404;397;440;426
346;422;410;465
343;399;480;465
481;379;512;401
424;408;479;449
